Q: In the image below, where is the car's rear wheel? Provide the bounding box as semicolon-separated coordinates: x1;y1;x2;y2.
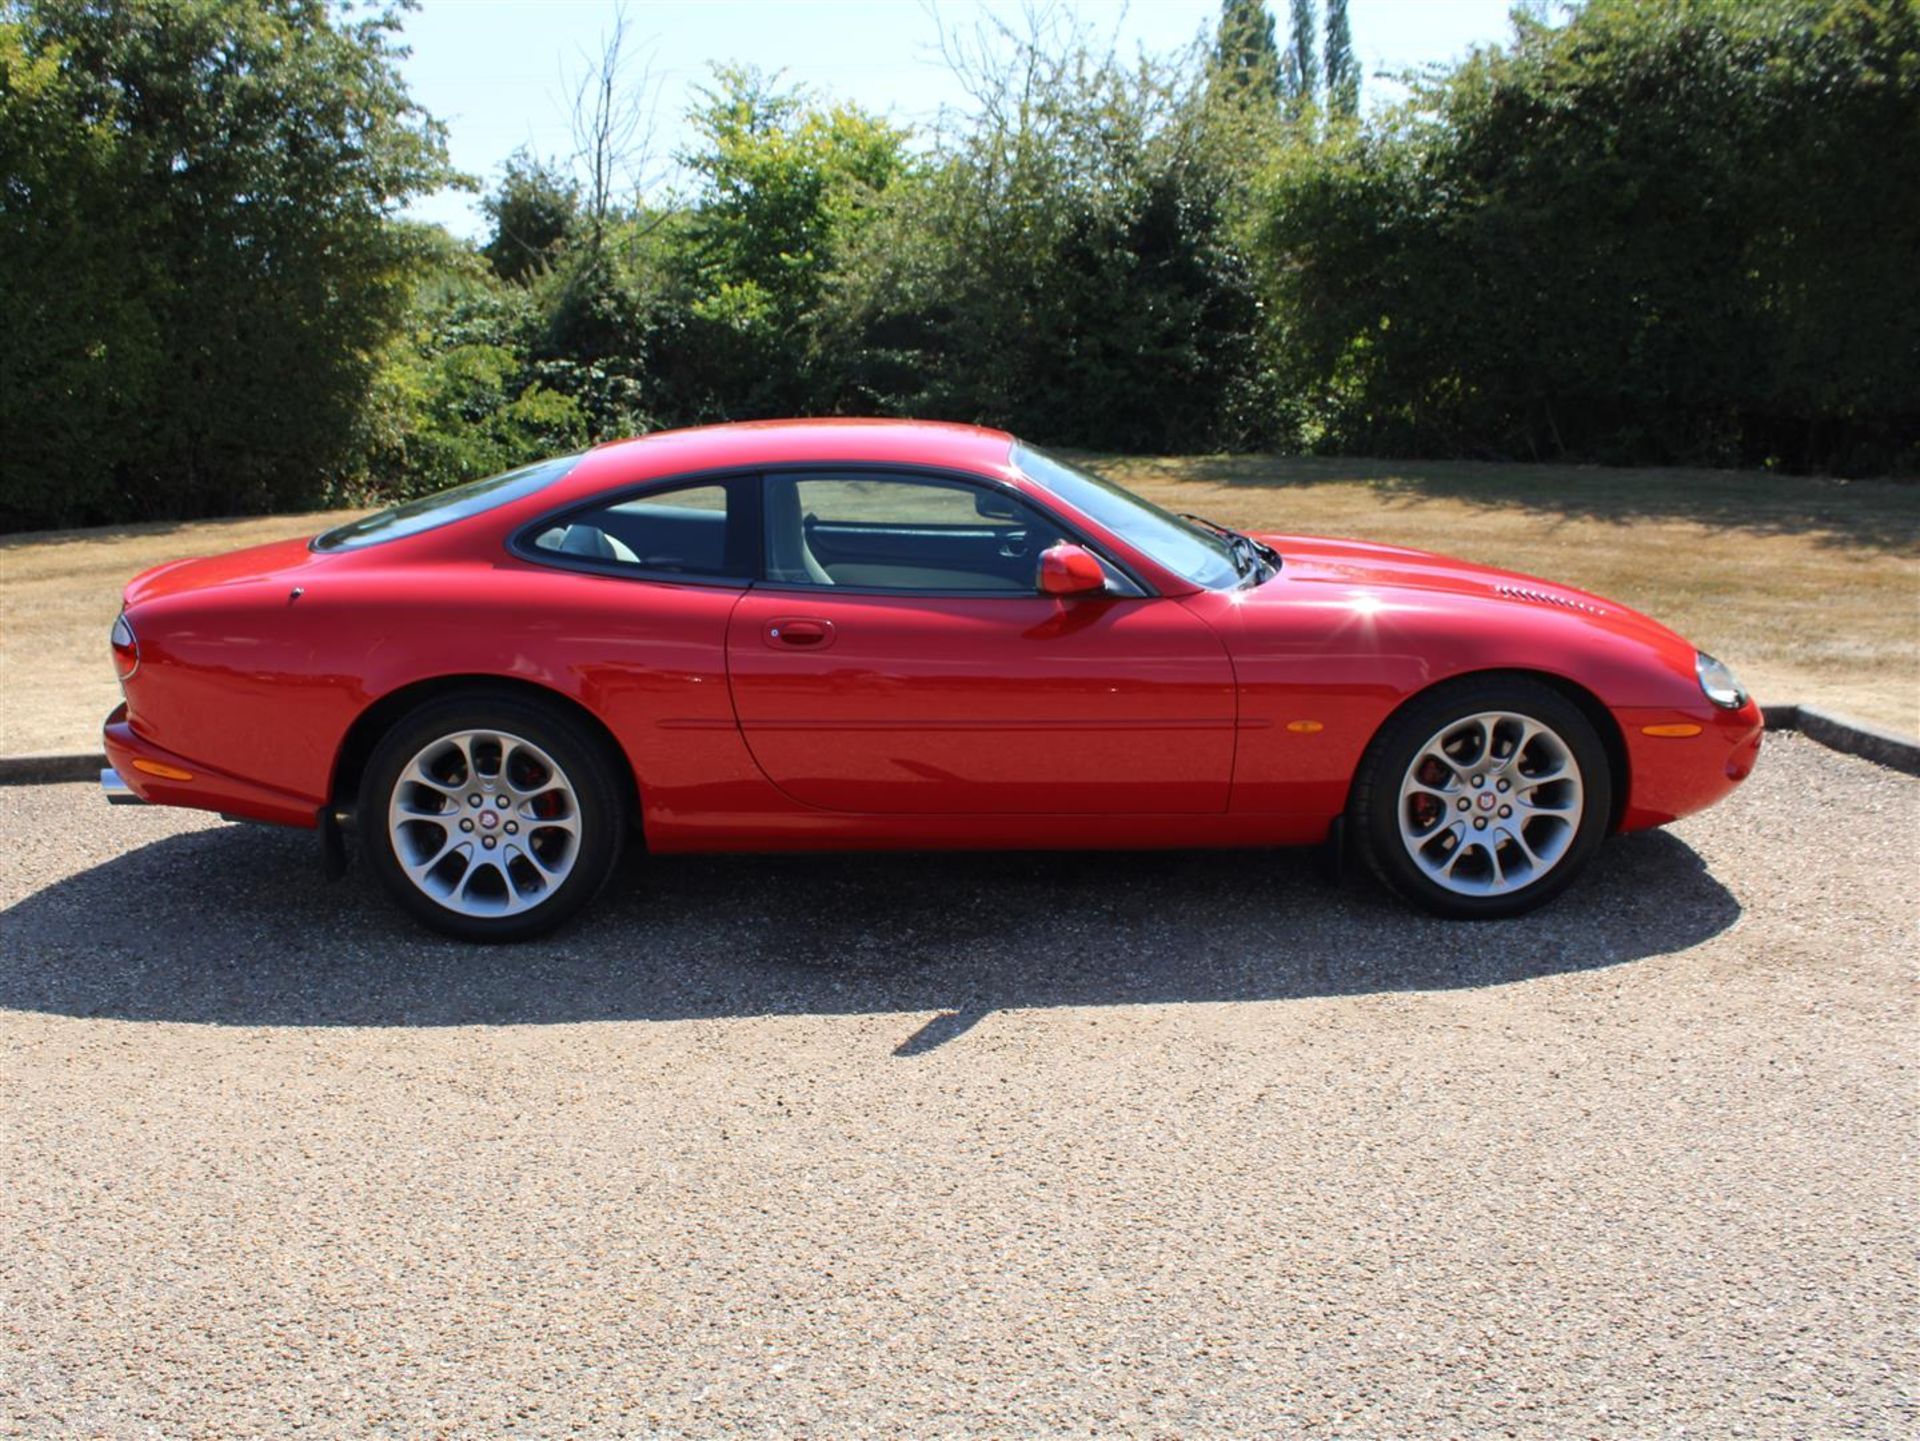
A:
1350;678;1611;919
359;694;624;941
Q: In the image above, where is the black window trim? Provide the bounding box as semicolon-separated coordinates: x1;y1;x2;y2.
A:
508;460;1155;598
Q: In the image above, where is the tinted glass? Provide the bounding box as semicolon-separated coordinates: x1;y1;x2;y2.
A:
767;473;1065;591
1013;444;1239;590
314;455;580;552
529;482;745;578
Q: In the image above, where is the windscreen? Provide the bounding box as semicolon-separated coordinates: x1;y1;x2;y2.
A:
1013;444;1241;590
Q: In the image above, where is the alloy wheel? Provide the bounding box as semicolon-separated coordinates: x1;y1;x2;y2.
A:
385;729;582;917
1396;710;1585;897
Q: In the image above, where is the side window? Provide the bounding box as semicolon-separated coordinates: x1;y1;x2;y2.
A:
765;473;1066;591
529;481;747;579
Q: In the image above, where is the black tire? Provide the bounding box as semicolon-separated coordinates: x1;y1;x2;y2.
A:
358;692;626;942
1349;677;1612;920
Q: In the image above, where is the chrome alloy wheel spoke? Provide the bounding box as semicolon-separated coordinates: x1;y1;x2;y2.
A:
400;831;464;881
398;760;463;806
453;853;538;916
387;728;582;917
506;839;564;879
1396;710;1584;898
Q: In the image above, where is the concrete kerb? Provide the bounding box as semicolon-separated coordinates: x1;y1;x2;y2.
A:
1760;704;1920;777
0;752;105;785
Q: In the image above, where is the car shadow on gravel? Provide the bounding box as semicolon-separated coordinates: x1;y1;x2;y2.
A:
0;823;1740;1048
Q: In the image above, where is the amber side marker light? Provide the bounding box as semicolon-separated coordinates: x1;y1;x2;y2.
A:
1641;723;1703;738
1286;720;1325;734
131;759;195;781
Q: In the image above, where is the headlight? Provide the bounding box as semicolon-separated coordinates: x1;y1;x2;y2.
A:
1695;651;1746;709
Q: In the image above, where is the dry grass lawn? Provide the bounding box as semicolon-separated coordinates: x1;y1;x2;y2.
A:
1;458;1914;755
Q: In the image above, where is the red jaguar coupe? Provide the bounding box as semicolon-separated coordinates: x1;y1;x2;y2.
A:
101;420;1762;940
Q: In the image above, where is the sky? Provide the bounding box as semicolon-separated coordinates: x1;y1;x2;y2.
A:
396;0;1521;237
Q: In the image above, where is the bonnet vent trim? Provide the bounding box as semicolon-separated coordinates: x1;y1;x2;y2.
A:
1494;584;1607;617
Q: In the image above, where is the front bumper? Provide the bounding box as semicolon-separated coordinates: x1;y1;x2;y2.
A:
1617;697;1764;829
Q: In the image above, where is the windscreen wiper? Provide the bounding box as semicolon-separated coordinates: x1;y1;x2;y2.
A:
1179;512;1279;580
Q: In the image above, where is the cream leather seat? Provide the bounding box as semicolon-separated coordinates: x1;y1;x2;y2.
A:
764;477;833;585
557;523;639;565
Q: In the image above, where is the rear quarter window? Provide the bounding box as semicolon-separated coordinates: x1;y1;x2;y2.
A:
527;482;748;578
313;455;581;552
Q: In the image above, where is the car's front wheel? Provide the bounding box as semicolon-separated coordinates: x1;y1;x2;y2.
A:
1350;678;1612;919
359;694;625;941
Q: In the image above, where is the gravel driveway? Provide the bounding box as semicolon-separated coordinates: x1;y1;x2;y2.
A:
2;732;1914;1438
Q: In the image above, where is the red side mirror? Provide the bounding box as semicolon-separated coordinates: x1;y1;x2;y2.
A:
1037;543;1108;597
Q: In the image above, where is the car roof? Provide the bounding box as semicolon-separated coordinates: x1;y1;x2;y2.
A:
360;417;1199;595
571;418;1018;494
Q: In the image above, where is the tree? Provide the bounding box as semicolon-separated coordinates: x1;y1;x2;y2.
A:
1209;0;1282;107
822;14;1273;450
670;65;912;416
482;150;579;282
1281;0;1318;121
567;3;655;256
0;0;455;530
1257;0;1920;473
1324;0;1358;118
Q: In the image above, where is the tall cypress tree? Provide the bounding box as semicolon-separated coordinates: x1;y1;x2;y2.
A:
1325;0;1359;118
1281;0;1319;121
1209;0;1283;107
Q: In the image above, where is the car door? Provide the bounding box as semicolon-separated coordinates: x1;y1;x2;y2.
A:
726;469;1236;815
